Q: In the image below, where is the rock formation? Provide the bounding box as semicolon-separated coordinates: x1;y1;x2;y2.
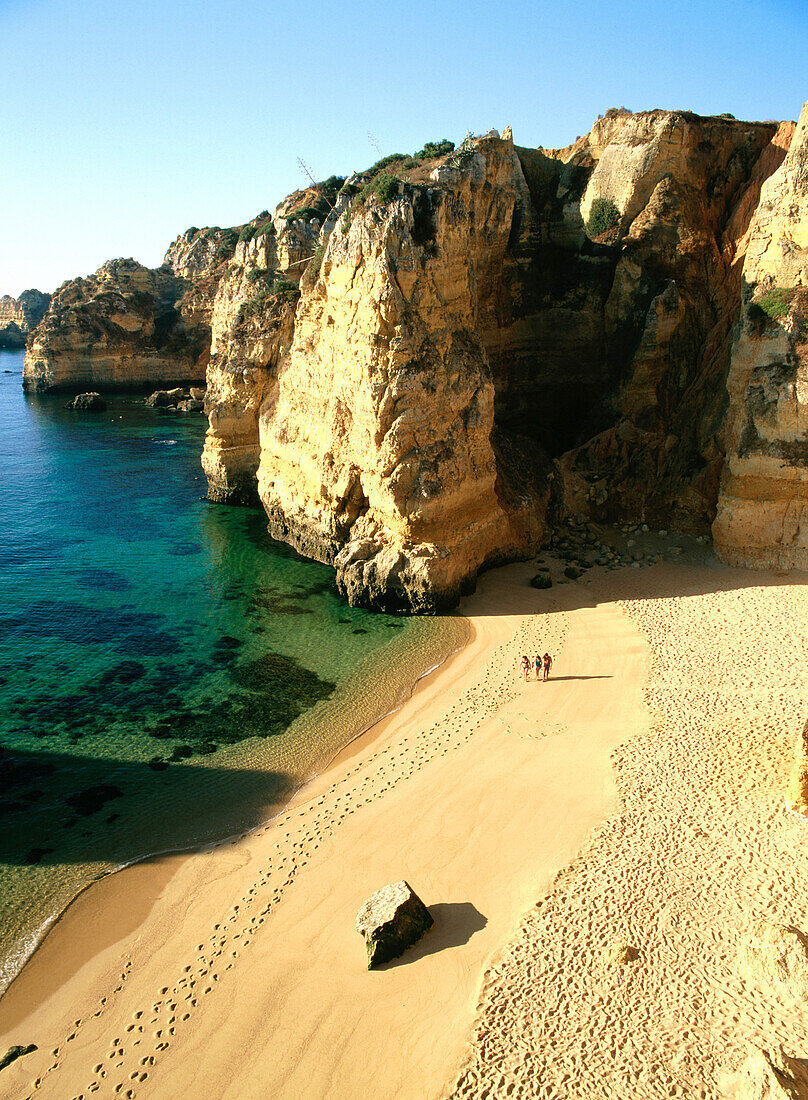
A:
0;289;50;348
713;102;808;570
726;1047;808;1100
65;392;106;411
26;100;808;611
786;717;808;816
355;880;433;968
249;113;784;608
23;258;212;393
741;920;808;1000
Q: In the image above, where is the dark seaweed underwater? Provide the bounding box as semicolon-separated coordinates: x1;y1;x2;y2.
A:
0;350;462;990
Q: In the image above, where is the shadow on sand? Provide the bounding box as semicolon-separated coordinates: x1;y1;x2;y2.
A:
378;902;488;969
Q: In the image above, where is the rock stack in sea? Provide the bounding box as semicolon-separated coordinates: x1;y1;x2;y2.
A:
0;289;50;348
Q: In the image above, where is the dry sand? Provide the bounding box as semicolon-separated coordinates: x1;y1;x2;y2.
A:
1;556;807;1099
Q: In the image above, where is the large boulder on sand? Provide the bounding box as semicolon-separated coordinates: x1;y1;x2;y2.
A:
65;392;106;411
356;880;433;969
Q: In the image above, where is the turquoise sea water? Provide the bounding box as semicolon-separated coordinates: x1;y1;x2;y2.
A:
0;349;465;991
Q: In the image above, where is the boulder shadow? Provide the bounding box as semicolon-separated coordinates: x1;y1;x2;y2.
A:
378;901;487;969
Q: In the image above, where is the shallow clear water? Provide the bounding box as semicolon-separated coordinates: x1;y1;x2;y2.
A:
0;349;465;990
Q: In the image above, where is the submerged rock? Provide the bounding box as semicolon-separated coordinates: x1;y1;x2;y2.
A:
145;389;172;407
530;572;552;589
356;880;433;969
66;392;106;411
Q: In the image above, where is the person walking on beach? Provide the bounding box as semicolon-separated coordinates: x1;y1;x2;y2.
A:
542;652;553;681
521;655;531;681
534;654;542;680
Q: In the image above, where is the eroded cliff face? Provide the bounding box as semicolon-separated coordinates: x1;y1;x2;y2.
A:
0;289;51;348
23;259;210;393
256;138;539;611
200;195;326;504
556;110;784;531
243;112;784;609
25;101;807;610
714;101;808;570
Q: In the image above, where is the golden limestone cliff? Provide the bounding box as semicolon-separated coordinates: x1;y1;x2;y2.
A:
257;137;536;611
22;230;239;392
201;194;322;504
24;103;808;609
248;113;782;609
713;101;808;570
0;289;50;348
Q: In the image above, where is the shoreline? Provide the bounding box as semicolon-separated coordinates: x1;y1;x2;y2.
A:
14;554;805;1098
0;612;471;1018
0;556;650;1098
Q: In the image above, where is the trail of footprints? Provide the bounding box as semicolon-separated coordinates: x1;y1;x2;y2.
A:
26;600;567;1100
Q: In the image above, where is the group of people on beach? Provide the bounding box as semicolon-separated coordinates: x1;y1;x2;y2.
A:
521;653;553;681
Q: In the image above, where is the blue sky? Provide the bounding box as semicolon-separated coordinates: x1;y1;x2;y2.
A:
1;0;806;296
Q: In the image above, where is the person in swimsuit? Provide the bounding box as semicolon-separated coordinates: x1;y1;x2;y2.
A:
542;653;553;681
534;655;542;680
520;655;530;681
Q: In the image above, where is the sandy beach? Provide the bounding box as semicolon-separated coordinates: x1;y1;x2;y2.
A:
2;554;808;1099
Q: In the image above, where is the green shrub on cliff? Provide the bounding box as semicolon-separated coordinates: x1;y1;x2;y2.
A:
213;228;239;263
364;173;400;204
237;278;300;324
756;287;797;321
366;153;407;175
586;197;620;238
269;278;300;303
414;139;455;159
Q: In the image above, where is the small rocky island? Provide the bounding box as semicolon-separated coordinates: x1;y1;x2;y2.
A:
21;100;808;611
0;289;50;349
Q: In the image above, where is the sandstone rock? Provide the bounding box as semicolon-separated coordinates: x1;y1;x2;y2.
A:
163;226;239;280
726;1046;808;1100
23;259;208;393
65;392;106;411
786;718;808;815
355;880;433;969
787;764;808;816
145;390;172;408
714;101;808;572
606;941;639;965
742;921;808;1000
190;386;206;401
0;289;50;348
